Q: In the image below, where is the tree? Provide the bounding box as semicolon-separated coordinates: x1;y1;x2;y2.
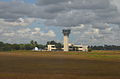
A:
2;44;12;51
47;40;57;45
34;41;38;47
30;40;34;45
30;40;38;47
0;42;4;51
46;40;63;50
56;43;63;49
38;44;45;49
12;44;20;50
24;44;33;50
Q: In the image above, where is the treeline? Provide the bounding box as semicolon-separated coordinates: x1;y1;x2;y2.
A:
46;40;63;49
90;45;120;50
0;40;45;51
0;40;63;51
0;40;120;51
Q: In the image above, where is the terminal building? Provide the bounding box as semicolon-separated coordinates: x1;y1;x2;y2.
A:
47;29;88;52
47;44;88;52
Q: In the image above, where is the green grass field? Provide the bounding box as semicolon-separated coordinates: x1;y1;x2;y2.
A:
0;50;120;79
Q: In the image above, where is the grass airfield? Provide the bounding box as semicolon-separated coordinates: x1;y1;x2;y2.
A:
0;50;120;79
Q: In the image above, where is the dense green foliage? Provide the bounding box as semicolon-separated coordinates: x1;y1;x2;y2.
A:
90;45;120;50
0;40;62;51
0;41;45;51
0;40;120;51
46;40;63;49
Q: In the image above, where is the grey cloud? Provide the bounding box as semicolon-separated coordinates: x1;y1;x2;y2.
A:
36;0;68;5
0;0;120;45
66;0;111;10
92;23;110;30
0;25;56;44
36;0;120;27
37;0;111;9
46;10;96;27
0;1;35;19
0;1;56;20
0;0;119;27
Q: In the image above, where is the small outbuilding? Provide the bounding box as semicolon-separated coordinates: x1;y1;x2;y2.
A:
34;47;39;51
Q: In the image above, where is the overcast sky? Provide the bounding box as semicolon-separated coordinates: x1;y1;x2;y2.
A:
0;0;120;45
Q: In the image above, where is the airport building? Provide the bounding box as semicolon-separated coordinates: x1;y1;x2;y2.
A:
47;44;88;52
47;29;88;52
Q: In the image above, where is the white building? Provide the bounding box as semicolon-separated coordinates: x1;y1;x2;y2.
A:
47;45;57;51
47;29;88;52
69;44;88;52
47;44;88;52
33;47;39;51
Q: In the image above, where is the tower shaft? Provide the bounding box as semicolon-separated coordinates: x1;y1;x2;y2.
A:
62;29;71;51
64;35;69;51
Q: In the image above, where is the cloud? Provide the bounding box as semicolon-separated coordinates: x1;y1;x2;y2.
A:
92;23;110;30
112;0;120;11
70;23;120;45
0;18;36;27
44;30;56;37
0;0;120;45
0;26;56;43
36;0;119;27
0;0;119;27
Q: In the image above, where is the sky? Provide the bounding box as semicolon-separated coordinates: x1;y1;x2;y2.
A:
0;0;120;45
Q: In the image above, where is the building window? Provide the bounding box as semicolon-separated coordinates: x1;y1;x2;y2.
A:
52;46;55;48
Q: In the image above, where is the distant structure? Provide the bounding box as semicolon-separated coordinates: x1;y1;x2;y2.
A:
68;44;88;52
47;45;56;51
47;43;88;52
34;47;39;51
62;29;71;51
46;29;88;52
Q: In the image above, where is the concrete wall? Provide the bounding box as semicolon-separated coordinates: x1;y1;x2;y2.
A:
63;35;69;51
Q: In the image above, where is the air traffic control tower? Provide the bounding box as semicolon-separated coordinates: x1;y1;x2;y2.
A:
62;29;71;51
